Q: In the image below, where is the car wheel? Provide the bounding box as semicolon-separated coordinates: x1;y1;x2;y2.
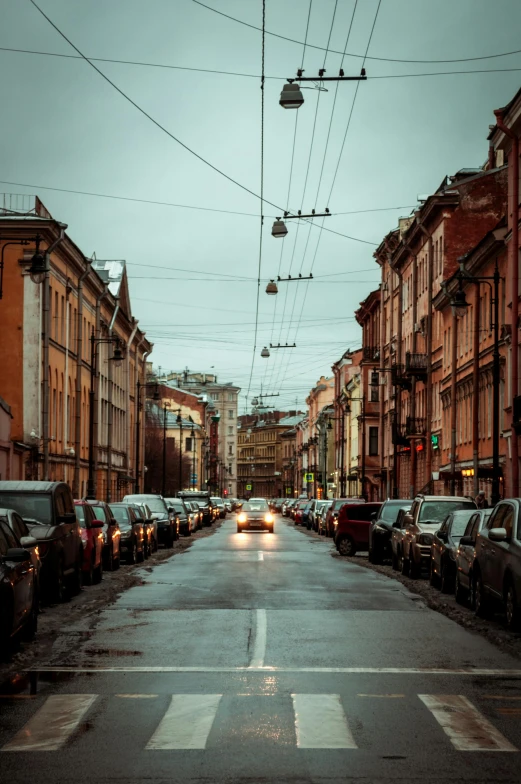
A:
128;542;137;565
337;536;356;557
54;559;69;601
371;546;383;565
167;530;175;548
401;551;410;576
84;555;94;586
185;527;192;537
504;579;521;630
474;572;490;618
391;550;398;570
137;546;145;563
113;554;121;571
429;560;439;587
440;561;454;594
106;548;114;571
455;573;466;605
93;556;103;584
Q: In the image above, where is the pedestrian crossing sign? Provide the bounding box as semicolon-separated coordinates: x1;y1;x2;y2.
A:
246;484;252;491
304;473;314;482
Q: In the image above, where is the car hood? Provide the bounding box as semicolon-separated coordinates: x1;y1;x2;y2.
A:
417;522;441;533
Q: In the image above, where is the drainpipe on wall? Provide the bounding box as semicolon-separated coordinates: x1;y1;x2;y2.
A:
106;297;120;502
472;282;480;496
136;345;151;493
125;318;139;476
494;110;519;496
389;254;403;498
417;222;434;492
72;259;92;497
42;224;67;481
92;285;109;497
450;309;458;495
410;248;418;499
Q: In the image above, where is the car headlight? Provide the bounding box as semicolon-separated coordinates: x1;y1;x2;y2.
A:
417;533;433;546
264;513;274;523
238;513;247;523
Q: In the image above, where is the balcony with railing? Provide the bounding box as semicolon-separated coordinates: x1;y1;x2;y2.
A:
405;352;428;379
391;417;409;447
391;364;412;391
362;346;380;362
405;417;426;437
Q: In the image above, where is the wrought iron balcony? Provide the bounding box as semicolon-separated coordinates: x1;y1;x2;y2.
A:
391;417;409;447
405;352;428;379
405;417;426;437
362;346;380;362
391;363;412;391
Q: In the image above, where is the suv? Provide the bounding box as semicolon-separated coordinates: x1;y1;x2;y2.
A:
325;498;365;538
335;502;382;557
0;481;82;601
122;494;178;547
473;499;521;628
401;495;476;579
178;491;214;526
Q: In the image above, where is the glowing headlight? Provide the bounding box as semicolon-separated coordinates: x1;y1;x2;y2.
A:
264;513;274;523
238;513;247;523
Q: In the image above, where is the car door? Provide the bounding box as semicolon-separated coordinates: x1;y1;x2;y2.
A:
403;501;419;559
488;502;515;598
348;505;374;548
55;485;76;568
459;514;478;587
480;503;507;594
0;522;33;628
431;516;449;575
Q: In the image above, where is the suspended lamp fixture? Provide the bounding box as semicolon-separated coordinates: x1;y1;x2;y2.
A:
279;82;304;109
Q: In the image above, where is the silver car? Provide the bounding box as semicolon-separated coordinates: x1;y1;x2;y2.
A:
455;509;491;606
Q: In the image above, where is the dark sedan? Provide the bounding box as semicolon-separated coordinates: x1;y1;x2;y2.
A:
237;500;274;533
165;498;191;537
0;520;38;656
109;504;145;564
430;509;477;593
122;494;178;547
368;500;411;564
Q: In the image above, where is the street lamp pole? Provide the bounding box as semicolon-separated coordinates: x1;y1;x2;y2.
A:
162;402;167;498
134;380;159;493
191;427;196;490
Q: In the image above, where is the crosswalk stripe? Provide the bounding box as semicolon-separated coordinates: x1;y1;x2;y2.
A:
292;694;357;749
2;694;97;752
146;694;222;750
419;694;518;752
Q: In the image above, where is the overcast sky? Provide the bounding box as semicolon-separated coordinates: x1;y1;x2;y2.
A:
2;0;521;413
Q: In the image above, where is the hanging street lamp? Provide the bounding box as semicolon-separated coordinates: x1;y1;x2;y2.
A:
266;280;278;295
279;82;304;109
261;347;270;358
271;220;288;238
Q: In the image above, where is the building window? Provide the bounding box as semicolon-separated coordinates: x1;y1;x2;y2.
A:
370;386;379;403
185;437;194;452
228;409;234;419
228;443;233;455
369;427;378;456
228;426;233;435
211;393;219;401
228;393;234;401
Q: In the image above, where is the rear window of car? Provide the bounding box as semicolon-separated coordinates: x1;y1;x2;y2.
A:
91;506;108;523
110;506;131;525
123;495;167;514
450;511;476;538
418;500;476;523
75;505;87;528
0;493;53;525
378;502;409;523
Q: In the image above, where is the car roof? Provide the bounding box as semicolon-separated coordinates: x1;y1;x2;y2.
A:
416;495;474;502
0;481;68;493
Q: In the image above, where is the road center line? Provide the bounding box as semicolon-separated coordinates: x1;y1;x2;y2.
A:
249;609;267;668
258;551;264;561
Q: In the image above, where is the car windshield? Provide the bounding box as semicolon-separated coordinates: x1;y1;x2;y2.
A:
451;512;476;538
123;495;167;514
379;502;410;523
180;494;208;505
0;493;53;525
419;500;475;523
243;501;268;512
110;506;131;528
168;501;185;514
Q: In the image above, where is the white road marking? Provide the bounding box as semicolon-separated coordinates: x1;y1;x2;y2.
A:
146;694;222;749
258;551;264;561
31;666;521;675
419;694;518;752
292;694;357;749
249;609;267;668
116;694;158;698
2;694;97;752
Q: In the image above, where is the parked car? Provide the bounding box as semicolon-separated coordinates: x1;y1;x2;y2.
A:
316;501;331;536
137;503;158;554
473;498;521;628
184;501;201;531
325;498;365;538
455;509;491;606
334;503;382;557
429;509;477;593
0;520;39;655
302;500;314;529
293;500;308;526
0;481;82;602
0;508;41;585
237;499;274;533
211;497;227;519
165;498;191;537
224;500;232;514
178;491;214;526
282;500;295;517
368;500;411;564
124;503;155;558
122;494;178;547
307;499;321;531
391;508;411;571
74;501;104;584
85;500;121;570
109;504;145;564
401;494;476;579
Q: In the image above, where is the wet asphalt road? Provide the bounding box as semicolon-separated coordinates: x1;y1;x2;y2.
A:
2;514;521;783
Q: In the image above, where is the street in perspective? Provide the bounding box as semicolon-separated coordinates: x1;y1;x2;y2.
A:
2;1;521;782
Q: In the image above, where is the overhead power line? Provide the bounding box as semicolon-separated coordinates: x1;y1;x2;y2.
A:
2;46;520;80
191;0;521;64
25;2;377;247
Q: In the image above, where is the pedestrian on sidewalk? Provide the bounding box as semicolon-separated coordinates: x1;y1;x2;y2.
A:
475;490;488;509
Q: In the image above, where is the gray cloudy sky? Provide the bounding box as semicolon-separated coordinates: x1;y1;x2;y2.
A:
2;0;521;412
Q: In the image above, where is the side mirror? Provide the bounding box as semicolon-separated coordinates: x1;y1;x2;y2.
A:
20;536;39;548
459;535;474;546
392;521;402;529
489;527;507;542
436;531;448;542
370;512;377;521
403;513;413;526
168;506;175;514
90;520;104;529
4;547;31;562
57;512;77;525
